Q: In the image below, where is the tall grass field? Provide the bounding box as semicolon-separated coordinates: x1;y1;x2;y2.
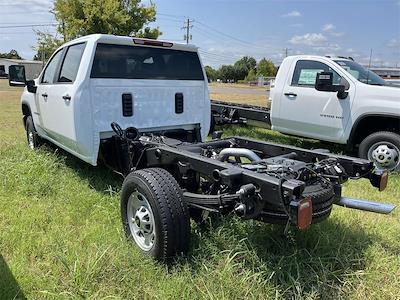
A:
0;79;399;299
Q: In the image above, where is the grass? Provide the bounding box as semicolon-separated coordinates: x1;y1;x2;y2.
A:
210;93;270;108
0;79;399;299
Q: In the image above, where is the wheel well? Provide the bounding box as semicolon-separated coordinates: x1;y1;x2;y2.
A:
349;115;400;147
21;103;31;127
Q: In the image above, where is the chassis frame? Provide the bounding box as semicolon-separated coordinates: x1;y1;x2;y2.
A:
103;130;394;229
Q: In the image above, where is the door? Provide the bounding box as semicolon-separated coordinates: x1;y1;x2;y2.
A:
36;43;86;152
276;59;354;142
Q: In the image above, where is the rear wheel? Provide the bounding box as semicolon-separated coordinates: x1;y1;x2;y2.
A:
25;116;41;149
121;168;191;261
359;131;400;171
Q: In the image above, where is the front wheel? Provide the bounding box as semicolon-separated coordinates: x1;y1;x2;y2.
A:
121;168;191;261
25;116;41;149
359;131;400;171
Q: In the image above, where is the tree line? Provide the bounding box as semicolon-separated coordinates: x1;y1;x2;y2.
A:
204;56;277;83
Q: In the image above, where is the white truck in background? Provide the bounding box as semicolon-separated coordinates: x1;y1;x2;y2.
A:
212;56;400;171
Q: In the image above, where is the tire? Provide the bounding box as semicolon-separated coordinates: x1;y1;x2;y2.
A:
359;131;400;171
260;181;335;225
25;116;41;149
209;111;216;134
121;167;191;261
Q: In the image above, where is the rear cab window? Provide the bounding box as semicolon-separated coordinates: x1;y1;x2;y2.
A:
90;43;204;80
58;43;86;83
291;60;342;87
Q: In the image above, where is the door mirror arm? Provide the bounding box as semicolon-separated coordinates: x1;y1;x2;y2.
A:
26;80;37;94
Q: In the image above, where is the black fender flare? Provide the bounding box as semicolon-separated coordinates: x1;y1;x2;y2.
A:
347;113;400;149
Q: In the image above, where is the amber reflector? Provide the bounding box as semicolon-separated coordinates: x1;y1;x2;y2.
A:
297;197;313;230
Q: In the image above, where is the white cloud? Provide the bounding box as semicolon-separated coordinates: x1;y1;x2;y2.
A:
387;38;400;48
322;23;344;37
322;24;335;32
282;10;302;17
289;33;327;46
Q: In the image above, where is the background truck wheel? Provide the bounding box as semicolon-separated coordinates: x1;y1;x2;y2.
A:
25;116;41;149
359;131;400;171
121;167;191;261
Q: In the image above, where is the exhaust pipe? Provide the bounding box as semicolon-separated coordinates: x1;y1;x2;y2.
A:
336;197;396;214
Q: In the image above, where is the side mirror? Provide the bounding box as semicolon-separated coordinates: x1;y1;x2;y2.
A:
315;72;348;99
8;65;37;93
8;65;26;87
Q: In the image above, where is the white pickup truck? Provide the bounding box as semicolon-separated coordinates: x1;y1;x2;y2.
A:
8;36;395;261
212;56;400;171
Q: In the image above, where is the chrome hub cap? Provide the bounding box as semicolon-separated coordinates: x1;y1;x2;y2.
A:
127;191;155;251
369;143;400;170
28;131;35;149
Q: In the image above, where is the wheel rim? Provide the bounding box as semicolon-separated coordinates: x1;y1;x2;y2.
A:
368;142;400;170
28;131;35;149
127;191;155;251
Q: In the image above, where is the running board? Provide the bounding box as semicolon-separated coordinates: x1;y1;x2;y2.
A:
335;197;396;214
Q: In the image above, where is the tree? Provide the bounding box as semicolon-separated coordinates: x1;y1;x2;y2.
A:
245;69;257;82
236;56;256;71
32;32;63;62
53;0;161;41
256;58;277;77
204;66;218;82
0;49;22;59
218;65;235;82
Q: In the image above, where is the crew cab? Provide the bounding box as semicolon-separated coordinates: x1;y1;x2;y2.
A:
10;34;210;166
212;56;400;171
8;36;396;261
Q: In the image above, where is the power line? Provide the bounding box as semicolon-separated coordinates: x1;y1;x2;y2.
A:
0;23;56;29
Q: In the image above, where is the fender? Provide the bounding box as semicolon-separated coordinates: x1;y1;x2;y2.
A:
347;113;400;148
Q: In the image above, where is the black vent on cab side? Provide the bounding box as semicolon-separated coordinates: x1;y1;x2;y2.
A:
122;93;133;117
175;93;184;114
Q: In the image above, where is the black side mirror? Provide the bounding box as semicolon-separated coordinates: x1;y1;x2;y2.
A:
315;72;348;99
8;65;26;87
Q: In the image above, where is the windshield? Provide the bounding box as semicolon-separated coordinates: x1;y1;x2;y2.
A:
334;60;387;86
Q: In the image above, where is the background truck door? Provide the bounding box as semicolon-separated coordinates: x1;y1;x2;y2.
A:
37;43;86;152
276;59;354;142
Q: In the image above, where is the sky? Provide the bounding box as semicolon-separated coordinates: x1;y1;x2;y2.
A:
0;0;399;68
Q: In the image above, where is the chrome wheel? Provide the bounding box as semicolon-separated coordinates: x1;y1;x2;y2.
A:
127;191;155;251
368;142;400;171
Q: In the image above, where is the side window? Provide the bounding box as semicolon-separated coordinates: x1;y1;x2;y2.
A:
58;43;86;83
291;60;342;87
41;50;64;84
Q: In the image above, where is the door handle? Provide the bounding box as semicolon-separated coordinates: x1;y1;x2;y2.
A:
62;94;71;101
41;93;48;98
284;92;297;97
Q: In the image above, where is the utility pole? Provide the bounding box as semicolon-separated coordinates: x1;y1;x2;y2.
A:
368;48;373;69
284;48;291;57
182;18;193;44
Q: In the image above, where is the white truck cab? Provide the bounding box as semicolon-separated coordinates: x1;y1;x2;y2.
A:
270;55;400;170
10;34;210;166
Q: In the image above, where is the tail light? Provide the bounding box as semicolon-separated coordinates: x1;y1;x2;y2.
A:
290;197;313;230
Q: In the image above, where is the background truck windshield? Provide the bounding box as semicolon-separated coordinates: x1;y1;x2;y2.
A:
334;60;387;86
91;43;204;80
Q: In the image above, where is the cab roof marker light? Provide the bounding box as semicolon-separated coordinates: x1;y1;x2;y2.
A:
132;38;173;48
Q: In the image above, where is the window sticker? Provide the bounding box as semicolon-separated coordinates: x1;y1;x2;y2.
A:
298;69;324;85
